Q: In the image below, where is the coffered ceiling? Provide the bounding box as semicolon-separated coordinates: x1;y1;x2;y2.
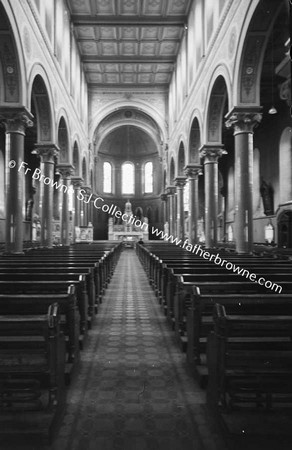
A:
67;0;192;87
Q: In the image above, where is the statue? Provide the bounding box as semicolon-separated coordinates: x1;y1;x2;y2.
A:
260;179;274;215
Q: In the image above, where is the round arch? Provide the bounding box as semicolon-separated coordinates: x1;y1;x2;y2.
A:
73;141;80;176
233;0;287;106
188;115;202;164
27;64;55;142
204;73;230;144
89;101;168;145
169;157;175;185
57;116;70;163
177;142;186;176
0;1;27;106
82;157;87;185
29;74;54;143
95;121;162;158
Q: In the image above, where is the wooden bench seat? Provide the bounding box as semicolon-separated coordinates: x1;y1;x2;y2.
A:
0;275;89;337
0;262;102;307
0;303;66;412
0;284;79;364
207;303;292;412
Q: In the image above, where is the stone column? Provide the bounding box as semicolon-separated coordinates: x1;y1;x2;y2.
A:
166;186;176;236
58;164;74;246
0;108;33;253
184;164;202;243
225;107;262;253
199;145;226;248
71;177;83;241
160;193;168;225
83;186;92;227
175;176;187;240
34;144;59;247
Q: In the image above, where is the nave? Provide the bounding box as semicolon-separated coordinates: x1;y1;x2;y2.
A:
48;248;225;450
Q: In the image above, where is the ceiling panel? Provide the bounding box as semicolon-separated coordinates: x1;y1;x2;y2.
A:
79;41;99;55
119;27;139;40
68;0;191;86
140;26;160;39
119;0;140;16
95;0;115;15
99;26;117;39
140;41;158;56
100;41;119;55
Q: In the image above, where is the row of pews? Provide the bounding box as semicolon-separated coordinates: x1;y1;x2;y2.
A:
136;241;292;439
0;241;122;444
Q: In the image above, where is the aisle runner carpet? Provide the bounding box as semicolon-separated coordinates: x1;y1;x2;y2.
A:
52;249;225;450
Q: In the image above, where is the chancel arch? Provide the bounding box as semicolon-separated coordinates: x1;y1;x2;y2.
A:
93;115;164;240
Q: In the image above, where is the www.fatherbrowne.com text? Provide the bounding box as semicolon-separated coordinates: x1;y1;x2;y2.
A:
11;159;282;294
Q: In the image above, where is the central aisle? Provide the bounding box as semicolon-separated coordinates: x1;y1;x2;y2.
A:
53;249;225;450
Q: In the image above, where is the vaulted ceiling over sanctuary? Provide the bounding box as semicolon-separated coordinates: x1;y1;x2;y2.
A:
99;126;158;157
67;0;192;87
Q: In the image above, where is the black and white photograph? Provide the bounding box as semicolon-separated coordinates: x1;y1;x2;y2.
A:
0;0;291;449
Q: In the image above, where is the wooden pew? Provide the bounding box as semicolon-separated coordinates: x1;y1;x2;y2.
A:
187;286;292;367
0;267;96;318
0;275;89;338
0;284;79;365
158;262;292;305
167;275;291;345
0;303;66;442
0;262;101;310
207;303;292;435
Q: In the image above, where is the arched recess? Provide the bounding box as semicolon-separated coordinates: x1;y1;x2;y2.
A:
177;142;185;175
90;169;93;190
0;2;26;105
234;0;288;107
135;207;143;220
189;117;201;163
169;157;175;185
30;75;53;143
73;141;80;176
205;75;229;144
82;157;87;185
58;117;69;163
279;127;292;204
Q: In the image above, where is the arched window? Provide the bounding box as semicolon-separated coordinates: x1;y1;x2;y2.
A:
122;162;134;194
144;161;153;193
103;162;112;193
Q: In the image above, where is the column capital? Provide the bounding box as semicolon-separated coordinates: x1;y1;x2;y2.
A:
225;107;262;133
166;185;176;196
174;176;187;189
184;164;202;179
160;193;168;202
199;145;227;162
0;106;33;134
83;185;92;195
57;164;74;179
71;176;84;189
33;143;59;163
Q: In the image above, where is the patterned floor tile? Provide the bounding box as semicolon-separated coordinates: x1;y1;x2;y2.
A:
50;249;227;450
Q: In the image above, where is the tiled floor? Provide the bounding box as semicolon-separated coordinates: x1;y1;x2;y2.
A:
50;249;226;450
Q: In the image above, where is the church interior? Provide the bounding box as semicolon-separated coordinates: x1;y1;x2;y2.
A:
0;0;291;449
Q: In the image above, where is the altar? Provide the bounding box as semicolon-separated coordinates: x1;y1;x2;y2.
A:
108;200;149;244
